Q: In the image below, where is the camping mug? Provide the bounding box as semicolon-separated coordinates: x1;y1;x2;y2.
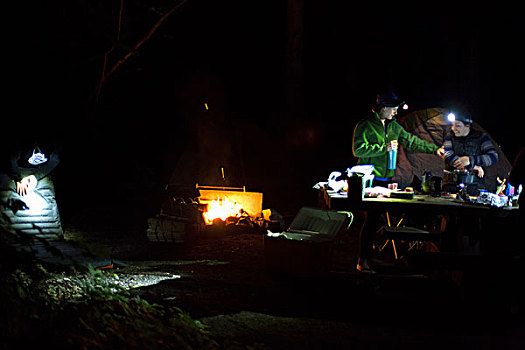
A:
430;176;442;196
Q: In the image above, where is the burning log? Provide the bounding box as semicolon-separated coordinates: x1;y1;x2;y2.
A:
202;196;245;225
197;184;262;224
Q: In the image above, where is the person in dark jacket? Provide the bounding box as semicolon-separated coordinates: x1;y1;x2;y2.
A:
443;111;499;193
0;135;63;238
442;111;500;253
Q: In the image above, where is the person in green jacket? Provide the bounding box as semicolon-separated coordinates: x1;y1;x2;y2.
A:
352;92;444;272
352;92;444;186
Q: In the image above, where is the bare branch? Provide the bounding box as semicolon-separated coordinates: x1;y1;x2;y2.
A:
93;0;124;104
91;0;187;104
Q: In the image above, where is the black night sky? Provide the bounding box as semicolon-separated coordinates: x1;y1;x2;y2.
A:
6;1;524;220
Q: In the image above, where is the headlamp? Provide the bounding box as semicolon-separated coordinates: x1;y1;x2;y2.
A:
447;112;472;124
28;150;48;165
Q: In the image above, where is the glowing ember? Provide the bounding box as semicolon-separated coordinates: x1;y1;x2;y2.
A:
202;196;244;224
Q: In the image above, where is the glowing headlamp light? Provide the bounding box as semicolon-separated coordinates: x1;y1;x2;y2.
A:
28;151;48;165
447;113;456;122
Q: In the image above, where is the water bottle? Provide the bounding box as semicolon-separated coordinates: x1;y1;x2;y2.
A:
387;149;397;170
430;176;442;196
347;173;364;202
422;170;432;194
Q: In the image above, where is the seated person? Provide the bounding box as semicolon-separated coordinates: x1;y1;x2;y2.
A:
443;111;498;195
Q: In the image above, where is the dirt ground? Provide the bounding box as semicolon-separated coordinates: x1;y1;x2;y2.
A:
61;218;525;349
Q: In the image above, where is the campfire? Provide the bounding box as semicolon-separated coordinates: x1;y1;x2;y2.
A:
197;184;263;226
202;196;245;224
147;183;270;243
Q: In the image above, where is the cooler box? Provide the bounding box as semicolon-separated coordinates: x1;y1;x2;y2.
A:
264;207;353;275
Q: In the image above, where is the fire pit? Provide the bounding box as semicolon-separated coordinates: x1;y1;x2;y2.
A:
147;184;266;243
197;184;263;225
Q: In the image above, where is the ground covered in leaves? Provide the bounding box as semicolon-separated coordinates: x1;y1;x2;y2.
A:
3;222;525;349
73;224;525;346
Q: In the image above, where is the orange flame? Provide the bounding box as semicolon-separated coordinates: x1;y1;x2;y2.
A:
202;196;244;225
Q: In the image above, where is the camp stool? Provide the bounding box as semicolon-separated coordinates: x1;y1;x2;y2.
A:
378;212;440;260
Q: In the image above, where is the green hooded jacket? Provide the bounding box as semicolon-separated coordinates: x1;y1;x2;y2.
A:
352;112;440;179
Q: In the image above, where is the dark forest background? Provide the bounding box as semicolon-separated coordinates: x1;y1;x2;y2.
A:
5;1;524;228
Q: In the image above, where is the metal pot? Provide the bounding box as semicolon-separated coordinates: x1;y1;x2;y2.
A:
454;170;476;185
444;170;476;185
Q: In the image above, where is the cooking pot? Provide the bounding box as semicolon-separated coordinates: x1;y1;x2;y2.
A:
444;170;476;185
454;170;476;185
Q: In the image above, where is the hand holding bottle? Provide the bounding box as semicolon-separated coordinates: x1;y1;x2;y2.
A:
386;140;398;152
452;156;470;169
387;140;398;170
436;146;445;158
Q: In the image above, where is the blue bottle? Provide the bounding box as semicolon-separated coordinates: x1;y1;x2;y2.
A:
387;149;397;170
